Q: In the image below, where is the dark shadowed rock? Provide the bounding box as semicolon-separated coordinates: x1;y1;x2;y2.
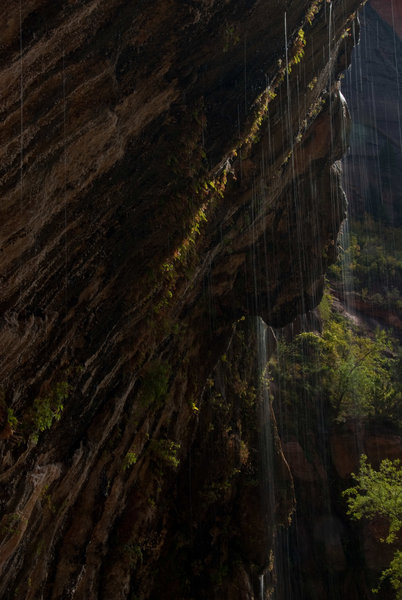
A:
0;1;365;598
342;0;402;226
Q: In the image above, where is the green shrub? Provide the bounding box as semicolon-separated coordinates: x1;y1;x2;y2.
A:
122;451;138;471
7;408;18;431
269;291;401;425
343;455;402;598
150;439;180;469
0;513;23;537
122;542;143;567
328;215;402;313
30;381;70;442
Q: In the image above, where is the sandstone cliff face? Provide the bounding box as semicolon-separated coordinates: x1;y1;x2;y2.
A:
336;0;402;333
342;0;402;226
0;2;363;598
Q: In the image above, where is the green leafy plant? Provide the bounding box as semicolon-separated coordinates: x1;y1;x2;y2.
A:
306;0;323;25
328;216;402;313
150;439;180;469
308;76;318;90
122;542;143;567
41;484;56;514
122;451;138;471
291;28;306;67
223;24;240;53
0;512;26;538
269;290;401;426
29;381;70;442
7;408;18;431
343;455;402;598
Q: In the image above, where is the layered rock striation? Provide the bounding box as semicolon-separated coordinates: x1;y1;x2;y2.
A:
0;1;364;598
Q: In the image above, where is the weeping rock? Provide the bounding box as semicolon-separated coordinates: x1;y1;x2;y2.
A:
343;0;402;226
0;1;364;599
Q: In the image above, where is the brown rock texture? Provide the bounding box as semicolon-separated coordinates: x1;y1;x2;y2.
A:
370;0;402;40
0;1;364;598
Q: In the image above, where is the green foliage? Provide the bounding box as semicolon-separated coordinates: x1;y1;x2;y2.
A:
344;455;402;543
306;0;323;25
122;542;143;567
317;286;332;322
291;29;306;67
122;451;138;471
270;291;401;426
323;323;398;423
30;381;70;442
190;401;199;413
343;455;402;597
41;484;56;514
7;408;18;431
308;76;318;90
140;361;171;407
307;95;326;120
0;513;23;537
150;439;180;469
382;552;402;600
223;24;240;52
329;215;402;312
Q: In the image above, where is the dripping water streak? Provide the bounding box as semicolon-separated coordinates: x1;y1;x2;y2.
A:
63;49;68;349
256;319;276;594
19;0;23;206
390;0;402;155
244;35;247;113
19;0;24;304
284;13;293;157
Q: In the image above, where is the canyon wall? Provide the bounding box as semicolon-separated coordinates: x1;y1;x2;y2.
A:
343;0;402;226
0;1;365;598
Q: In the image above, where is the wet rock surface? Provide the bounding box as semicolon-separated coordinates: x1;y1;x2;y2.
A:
342;1;402;227
0;1;365;598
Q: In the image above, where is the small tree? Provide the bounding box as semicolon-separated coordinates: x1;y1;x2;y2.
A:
270;305;400;426
343;455;402;598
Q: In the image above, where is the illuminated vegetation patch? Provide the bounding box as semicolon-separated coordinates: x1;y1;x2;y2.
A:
344;455;402;598
306;0;323;25
269;289;402;426
329;216;402;312
25;381;71;443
